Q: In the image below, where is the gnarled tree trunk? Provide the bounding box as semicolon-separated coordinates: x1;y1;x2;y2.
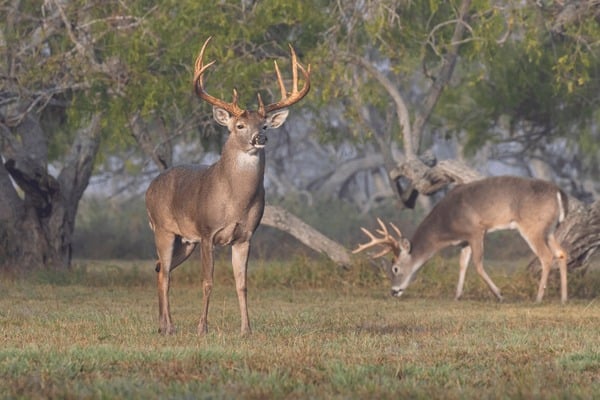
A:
0;114;102;271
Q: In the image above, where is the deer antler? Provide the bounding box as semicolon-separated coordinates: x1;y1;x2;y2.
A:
193;36;245;117
353;218;404;260
258;44;311;116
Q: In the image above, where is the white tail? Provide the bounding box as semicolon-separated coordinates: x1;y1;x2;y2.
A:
145;37;310;336
354;176;569;303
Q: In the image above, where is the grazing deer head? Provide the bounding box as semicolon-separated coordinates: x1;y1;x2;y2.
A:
354;176;569;303
145;37;310;336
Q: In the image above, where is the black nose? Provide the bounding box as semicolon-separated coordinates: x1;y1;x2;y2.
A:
252;134;267;146
390;289;403;297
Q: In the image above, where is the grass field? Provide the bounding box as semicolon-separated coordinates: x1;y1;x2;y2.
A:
0;256;598;399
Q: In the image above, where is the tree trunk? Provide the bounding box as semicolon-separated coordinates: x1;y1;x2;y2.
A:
0;114;102;271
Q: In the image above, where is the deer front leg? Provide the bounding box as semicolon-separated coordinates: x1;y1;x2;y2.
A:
232;241;251;336
154;230;176;335
455;246;472;300
198;240;215;335
470;238;503;301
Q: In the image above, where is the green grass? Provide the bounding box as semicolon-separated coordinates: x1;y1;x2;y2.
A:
0;257;598;399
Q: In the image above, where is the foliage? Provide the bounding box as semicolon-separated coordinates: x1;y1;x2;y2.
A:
437;2;600;171
0;259;598;399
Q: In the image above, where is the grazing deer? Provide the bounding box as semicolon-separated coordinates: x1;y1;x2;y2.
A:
354;176;569;303
145;37;310;336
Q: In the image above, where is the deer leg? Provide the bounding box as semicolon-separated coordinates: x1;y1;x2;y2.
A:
548;234;568;304
154;230;176;335
455;246;472;300
521;229;556;303
198;240;214;335
471;238;503;301
535;251;553;303
232;241;251;336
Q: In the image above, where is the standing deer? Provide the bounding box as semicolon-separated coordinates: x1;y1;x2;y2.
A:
354;176;569;303
145;37;310;336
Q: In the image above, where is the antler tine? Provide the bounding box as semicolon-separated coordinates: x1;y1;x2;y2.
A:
351;227;379;254
352;221;401;260
290;44;298;94
193;37;244;117
263;44;311;114
389;221;404;240
273;60;287;100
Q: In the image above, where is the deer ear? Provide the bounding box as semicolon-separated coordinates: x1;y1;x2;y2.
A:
400;238;411;254
213;106;232;127
265;109;289;129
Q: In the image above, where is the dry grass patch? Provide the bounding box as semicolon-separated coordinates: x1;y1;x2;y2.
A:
0;258;598;399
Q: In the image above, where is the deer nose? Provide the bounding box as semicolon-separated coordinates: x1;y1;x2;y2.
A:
390;288;404;297
251;133;267;147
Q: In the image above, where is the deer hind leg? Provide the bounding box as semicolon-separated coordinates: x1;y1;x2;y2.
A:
232;241;252;336
455;245;472;300
154;229;177;335
198;240;215;335
154;236;197;335
545;233;568;304
520;228;557;303
470;237;503;301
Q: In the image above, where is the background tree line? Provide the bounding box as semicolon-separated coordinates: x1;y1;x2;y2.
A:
1;0;599;271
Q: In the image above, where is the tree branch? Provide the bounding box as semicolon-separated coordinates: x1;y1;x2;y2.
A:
261;204;351;267
58;113;103;208
354;56;415;159
412;0;472;151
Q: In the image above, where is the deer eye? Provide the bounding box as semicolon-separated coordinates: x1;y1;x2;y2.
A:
392;266;399;274
236;123;245;130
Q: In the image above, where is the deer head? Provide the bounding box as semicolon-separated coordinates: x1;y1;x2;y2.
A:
193;37;311;156
352;217;413;291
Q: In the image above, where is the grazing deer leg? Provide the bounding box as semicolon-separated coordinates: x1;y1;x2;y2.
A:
198;240;215;335
535;251;554;303
471;237;503;301
155;230;176;335
455;246;472;300
548;234;568;304
519;227;555;303
232;241;252;336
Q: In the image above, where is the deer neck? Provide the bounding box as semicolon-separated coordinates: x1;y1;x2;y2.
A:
217;143;265;197
409;219;450;266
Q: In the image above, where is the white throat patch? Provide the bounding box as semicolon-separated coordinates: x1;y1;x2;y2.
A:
236;151;260;169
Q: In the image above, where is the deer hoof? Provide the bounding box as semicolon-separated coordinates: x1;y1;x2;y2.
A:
159;325;176;335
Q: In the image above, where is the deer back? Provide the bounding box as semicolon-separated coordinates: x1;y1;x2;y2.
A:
410;176;568;254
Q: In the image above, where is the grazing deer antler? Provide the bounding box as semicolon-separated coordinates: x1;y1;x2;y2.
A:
193;36;245;117
353;217;404;261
